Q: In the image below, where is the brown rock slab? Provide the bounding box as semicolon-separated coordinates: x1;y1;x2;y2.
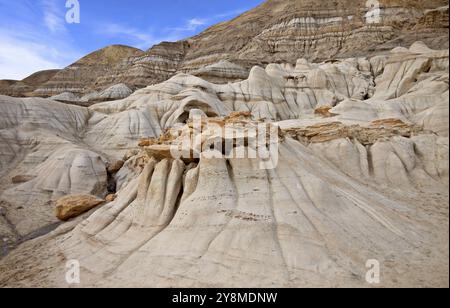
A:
11;175;36;184
145;145;174;160
55;195;104;221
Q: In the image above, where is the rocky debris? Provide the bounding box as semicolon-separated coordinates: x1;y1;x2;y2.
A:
138;139;153;147
224;111;254;123
138;130;178;148
144;144;174;161
284;119;423;145
139;113;280;167
55;195;105;221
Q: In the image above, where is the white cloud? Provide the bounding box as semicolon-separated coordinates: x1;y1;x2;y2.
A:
100;23;158;49
41;0;67;33
213;8;247;19
0;0;82;80
182;18;208;31
0;2;252;79
166;8;247;35
0;34;61;80
97;8;251;50
97;23;188;50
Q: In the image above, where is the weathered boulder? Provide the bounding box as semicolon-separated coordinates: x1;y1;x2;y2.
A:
55;195;104;221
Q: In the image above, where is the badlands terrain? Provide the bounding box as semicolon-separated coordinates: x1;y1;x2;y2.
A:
0;0;449;288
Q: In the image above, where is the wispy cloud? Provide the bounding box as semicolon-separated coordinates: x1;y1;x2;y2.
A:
0;0;82;80
0;1;253;79
212;8;248;20
171;18;208;32
98;23;159;50
97;7;250;50
0;34;61;80
168;8;247;33
41;0;67;33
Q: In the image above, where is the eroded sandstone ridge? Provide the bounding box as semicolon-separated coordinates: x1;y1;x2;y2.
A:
0;41;448;287
1;0;448;99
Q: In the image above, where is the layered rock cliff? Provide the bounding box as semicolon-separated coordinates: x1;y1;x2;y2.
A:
0;70;60;97
1;0;448;99
32;45;143;97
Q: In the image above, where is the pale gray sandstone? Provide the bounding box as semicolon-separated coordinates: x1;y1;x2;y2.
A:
0;41;448;287
190;60;250;84
50;92;81;104
81;84;133;104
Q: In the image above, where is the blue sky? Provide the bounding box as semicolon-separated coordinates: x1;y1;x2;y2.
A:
0;0;264;80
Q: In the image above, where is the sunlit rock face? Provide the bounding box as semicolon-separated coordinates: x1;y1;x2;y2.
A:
0;42;448;288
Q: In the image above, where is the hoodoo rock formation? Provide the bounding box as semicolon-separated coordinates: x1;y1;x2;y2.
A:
0;36;448;287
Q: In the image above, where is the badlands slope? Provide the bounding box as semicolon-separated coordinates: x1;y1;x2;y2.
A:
1;0;448;99
0;41;448;287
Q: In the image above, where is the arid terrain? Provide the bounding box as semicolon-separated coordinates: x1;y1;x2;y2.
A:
0;0;448;288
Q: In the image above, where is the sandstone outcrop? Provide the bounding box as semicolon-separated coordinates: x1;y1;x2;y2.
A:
55;195;105;221
0;41;447;288
283;119;422;145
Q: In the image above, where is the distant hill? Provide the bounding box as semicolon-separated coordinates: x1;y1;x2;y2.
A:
1;0;448;98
